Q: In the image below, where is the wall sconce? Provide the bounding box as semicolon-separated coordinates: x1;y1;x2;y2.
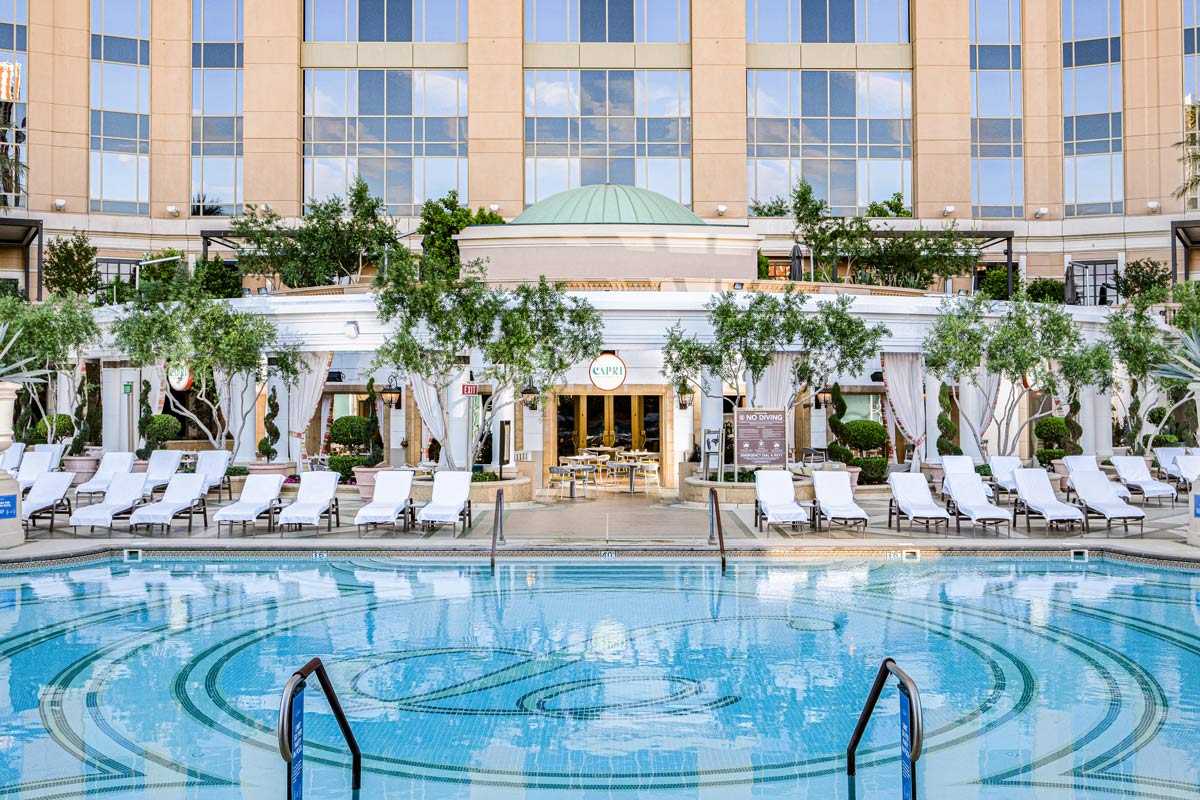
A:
520;384;541;410
814;388;832;410
378;373;403;409
166;205;180;217
676;386;694;409
716;204;728;216
1147;201;1161;214
53;198;66;211
343;321;359;339
1033;207;1049;219
941;205;955;216
489;203;500;213
260;203;272;213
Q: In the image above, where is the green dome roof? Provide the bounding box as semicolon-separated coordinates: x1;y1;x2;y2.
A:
511;184;705;226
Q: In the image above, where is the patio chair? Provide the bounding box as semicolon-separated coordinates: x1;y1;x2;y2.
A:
355;470;416;535
1172;455;1200;492
637;461;659;490
812;471;869;532
1063;454;1130;501
22;472;76;535
129;474;209;535
213;474;286;537
753;470;809;532
887;473;951;534
987;456;1023;503
75;452;136;504
1012;468;1084;533
0;442;24;474
1154;447;1189;483
1071;471;1145;537
1110;456;1178;506
940;455;992;498
277;471;341;533
195;451;233;501
548;466;575;498
34;443;65;471
142;450;184;496
416;471;473;533
69;472;149;534
944;473;1010;536
15;451;53;494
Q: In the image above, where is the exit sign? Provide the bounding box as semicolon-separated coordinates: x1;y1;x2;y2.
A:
462;384;479;396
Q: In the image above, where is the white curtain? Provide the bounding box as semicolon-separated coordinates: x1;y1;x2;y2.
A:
317;396;333;455
882;352;926;472
288;352;333;468
410;373;447;460
884;399;899;464
969;366;1001;441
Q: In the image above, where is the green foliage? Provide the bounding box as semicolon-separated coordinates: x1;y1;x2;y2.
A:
416;189;506;276
826;443;854;464
362;378;384;468
13;386;32;444
975;464;992;477
1153;433;1180;447
259;386;280;462
937;383;962;456
327;454;365;482
757;250;771;279
135;378;153;459
1035;449;1065;467
978;264;1015;300
230;177;402;288
32;413;74;444
1064;396;1084;456
842;419;888;456
849;456;889;484
748;196;790;217
472;471;501;482
67;379;90;457
147;414;182;444
827;383;849;443
1026;278;1064;304
1034;416;1069;449
1172;282;1200;334
1114;259;1171;306
329;415;372;451
194;256;244;299
225;465;250;477
43;231;99;297
864;192;912;217
1147;406;1168;425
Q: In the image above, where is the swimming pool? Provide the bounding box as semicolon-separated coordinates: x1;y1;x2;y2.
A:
1;554;1198;799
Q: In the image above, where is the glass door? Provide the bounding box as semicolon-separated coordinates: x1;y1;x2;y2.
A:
612;396;633;450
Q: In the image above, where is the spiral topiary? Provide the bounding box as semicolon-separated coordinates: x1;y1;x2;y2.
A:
362;378;384;468
258;386;280;462
936;383;962;456
68;380;89;457
825;383;854;463
1063;396;1084;456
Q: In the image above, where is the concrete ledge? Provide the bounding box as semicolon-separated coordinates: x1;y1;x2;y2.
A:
682;476;815;504
412;476;533;504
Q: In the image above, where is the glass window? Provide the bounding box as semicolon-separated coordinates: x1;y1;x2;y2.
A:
305;0;466;42
747;69;912;215
1062;0;1121;216
0;0;25;208
745;0;907;43
970;0;1022;218
304;68;469;215
91;0;149;214
192;0;243;216
525;68;692;204
527;0;688;41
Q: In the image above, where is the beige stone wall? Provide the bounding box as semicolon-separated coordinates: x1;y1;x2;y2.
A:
243;0;304;216
911;0;971;218
150;0;191;219
1023;0;1064;219
467;0;524;216
691;0;746;219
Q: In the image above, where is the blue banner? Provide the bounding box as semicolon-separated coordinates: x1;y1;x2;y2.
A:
0;494;15;520
899;686;914;800
1193;494;1200;518
290;687;304;800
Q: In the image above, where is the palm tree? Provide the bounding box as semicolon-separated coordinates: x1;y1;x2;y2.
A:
0;324;47;384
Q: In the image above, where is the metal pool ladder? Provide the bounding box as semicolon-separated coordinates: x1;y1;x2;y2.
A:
846;658;924;799
278;657;362;799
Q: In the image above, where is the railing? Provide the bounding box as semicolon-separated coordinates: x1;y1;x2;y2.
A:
846;658;923;798
490;489;506;572
278;658;362;799
707;488;727;575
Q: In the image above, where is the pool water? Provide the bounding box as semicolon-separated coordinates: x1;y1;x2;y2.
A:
1;556;1199;799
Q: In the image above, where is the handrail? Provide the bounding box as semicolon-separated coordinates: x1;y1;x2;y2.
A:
708;488;727;575
846;657;923;784
278;657;362;794
490;489;505;572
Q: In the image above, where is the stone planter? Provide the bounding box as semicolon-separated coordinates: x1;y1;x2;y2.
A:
248;461;296;477
228;474;248;497
926;464;945;494
1051;459;1069;491
62;455;101;486
351;465;392;500
411;476;533;504
682;475;814;505
132;459;149;474
845;465;862;488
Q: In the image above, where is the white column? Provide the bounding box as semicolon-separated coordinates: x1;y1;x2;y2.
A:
1093;387;1114;457
446;368;471;469
673;393;694;465
492;388;514;469
923;377;942;464
388;394;406;466
1077;386;1097;455
955;382;983;461
700;368;723;440
101;368;140;453
229;374;259;464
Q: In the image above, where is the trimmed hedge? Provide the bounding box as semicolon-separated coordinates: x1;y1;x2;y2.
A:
328;454;365;481
1034;416;1069;449
329;415;371;450
850;457;888;485
843;419;888;455
31;414;74;444
1035;448;1065;467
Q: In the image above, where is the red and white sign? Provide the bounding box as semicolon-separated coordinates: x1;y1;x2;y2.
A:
166;364;193;392
461;383;480;396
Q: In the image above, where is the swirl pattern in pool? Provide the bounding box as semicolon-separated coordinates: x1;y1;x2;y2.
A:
0;556;1198;799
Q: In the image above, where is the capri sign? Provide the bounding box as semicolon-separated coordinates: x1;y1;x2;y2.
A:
735;409;787;468
589;353;627;391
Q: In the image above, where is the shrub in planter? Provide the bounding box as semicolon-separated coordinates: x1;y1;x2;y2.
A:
329;415;372;451
827;383;849;443
1152;433;1180;448
31;413;75;444
1034;416;1068;450
472;471;500;482
1035;448;1065;467
827;443;854;464
258;386;281;462
937;384;962;456
1147;406;1168;426
843;419;888;456
138;414;181;460
1063;397;1084;457
226;466;250;477
328;454;365;482
975;464;992;478
362;378;385;468
850;456;888;485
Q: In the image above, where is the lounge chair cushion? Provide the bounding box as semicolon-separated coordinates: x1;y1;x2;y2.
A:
214;474;286;524
131;475;207;526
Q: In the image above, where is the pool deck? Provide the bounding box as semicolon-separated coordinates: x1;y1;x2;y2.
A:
4;483;1199;567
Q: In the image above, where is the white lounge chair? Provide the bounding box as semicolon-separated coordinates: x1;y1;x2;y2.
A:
812;471;869;532
0;442;24;474
988;456;1022;503
944;472;1010;536
1071;471;1146;537
416;471;473;533
887;472;951;534
15;451;53;493
1110;456;1178;505
214;474;286;537
277;471;341;532
1063;454;1130;501
1154;447;1189;483
355;470;416;534
22;472;76;534
195;451;233;500
940;455;992;498
130;474;209;535
1012;468;1084;533
1172;455;1200;492
753;470;810;532
69;472;149;534
76;451;136;503
142;450;184;496
34;443;65;471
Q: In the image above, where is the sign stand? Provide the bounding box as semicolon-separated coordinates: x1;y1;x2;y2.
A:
287;681;305;800
899;682;917;800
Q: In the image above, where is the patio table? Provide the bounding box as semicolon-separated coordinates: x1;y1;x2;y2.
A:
610;461;647;493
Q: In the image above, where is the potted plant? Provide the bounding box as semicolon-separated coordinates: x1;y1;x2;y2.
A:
132;413;182;474
1035;416;1069;490
62;379;100;485
841;418;889;487
350;378;391;499
249;386;295;476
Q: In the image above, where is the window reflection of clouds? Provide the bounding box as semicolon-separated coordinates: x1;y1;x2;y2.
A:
91;0;150;214
1061;0;1121;216
746;0;908;43
525;0;688;42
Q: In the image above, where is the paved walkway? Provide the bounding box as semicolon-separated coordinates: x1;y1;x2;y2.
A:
4;481;1197;565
